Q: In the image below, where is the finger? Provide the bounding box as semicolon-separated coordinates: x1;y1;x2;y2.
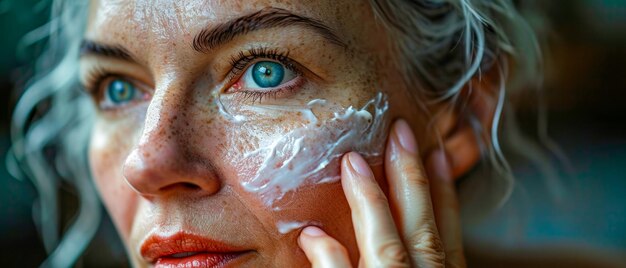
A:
385;119;446;267
341;152;410;268
298;226;352;268
426;149;466;267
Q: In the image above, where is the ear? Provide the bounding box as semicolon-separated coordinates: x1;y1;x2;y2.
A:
433;71;500;180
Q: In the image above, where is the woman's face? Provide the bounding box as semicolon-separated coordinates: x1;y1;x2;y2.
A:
84;0;427;267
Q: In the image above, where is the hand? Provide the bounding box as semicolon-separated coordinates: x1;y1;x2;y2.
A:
298;119;466;267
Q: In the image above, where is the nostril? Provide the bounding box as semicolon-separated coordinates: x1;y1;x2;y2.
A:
180;182;201;190
159;182;202;192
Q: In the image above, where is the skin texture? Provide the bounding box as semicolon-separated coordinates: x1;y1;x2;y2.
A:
83;0;491;267
298;120;466;267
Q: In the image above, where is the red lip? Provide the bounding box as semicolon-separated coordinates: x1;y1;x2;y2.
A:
141;232;251;268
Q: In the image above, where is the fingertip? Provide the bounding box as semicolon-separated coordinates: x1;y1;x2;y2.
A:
302;226;326;237
341;152;374;189
385;119;422;172
349;152;373;176
298;226;326;248
298;226;353;268
392;119;418;155
341;152;351;175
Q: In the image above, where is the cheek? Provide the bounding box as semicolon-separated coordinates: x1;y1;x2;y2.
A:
89;122;139;241
274;182;358;263
221;93;388;194
216;91;388;231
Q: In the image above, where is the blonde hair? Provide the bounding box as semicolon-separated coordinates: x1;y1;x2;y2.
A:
8;0;557;266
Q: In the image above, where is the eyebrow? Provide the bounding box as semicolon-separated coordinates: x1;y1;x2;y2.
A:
80;41;135;62
192;7;346;53
79;7;346;60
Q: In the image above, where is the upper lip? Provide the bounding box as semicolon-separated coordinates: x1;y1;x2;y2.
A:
140;232;249;263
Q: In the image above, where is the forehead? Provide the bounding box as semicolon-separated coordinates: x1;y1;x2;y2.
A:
86;0;364;54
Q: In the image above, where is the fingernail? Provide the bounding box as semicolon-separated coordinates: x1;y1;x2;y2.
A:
394;119;418;155
347;152;373;177
430;149;452;182
302;226;325;237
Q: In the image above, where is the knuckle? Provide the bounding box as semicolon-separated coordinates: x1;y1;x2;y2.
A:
376;241;411;268
409;229;446;267
400;162;428;188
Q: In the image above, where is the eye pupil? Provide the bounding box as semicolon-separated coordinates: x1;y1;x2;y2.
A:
252;61;284;88
108;79;135;103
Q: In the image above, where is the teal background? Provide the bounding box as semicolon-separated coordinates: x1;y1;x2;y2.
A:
0;1;50;267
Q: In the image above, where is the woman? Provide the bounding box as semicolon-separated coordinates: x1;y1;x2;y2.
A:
10;0;541;267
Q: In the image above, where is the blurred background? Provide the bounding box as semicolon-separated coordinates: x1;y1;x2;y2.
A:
1;0;625;267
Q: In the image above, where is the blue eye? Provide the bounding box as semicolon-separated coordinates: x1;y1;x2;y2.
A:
230;59;298;98
106;79;136;104
251;61;286;88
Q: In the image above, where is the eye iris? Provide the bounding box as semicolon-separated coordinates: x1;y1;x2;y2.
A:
107;79;135;103
251;61;284;88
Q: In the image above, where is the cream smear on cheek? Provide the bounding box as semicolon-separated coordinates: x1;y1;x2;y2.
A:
216;92;388;234
218;92;389;210
276;220;315;234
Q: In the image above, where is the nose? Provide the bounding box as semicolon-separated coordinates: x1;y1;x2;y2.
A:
122;93;221;198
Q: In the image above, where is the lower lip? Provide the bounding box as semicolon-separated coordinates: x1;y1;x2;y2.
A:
155;252;242;268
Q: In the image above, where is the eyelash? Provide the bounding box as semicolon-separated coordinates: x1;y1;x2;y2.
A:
228;47;298;78
82;47;303;107
83;65;110;94
82;67;148;113
226;47;303;103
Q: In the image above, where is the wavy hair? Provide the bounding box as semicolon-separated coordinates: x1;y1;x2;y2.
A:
368;0;564;218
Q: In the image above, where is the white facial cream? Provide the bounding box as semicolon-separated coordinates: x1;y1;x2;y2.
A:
276;221;313;234
220;92;389;210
